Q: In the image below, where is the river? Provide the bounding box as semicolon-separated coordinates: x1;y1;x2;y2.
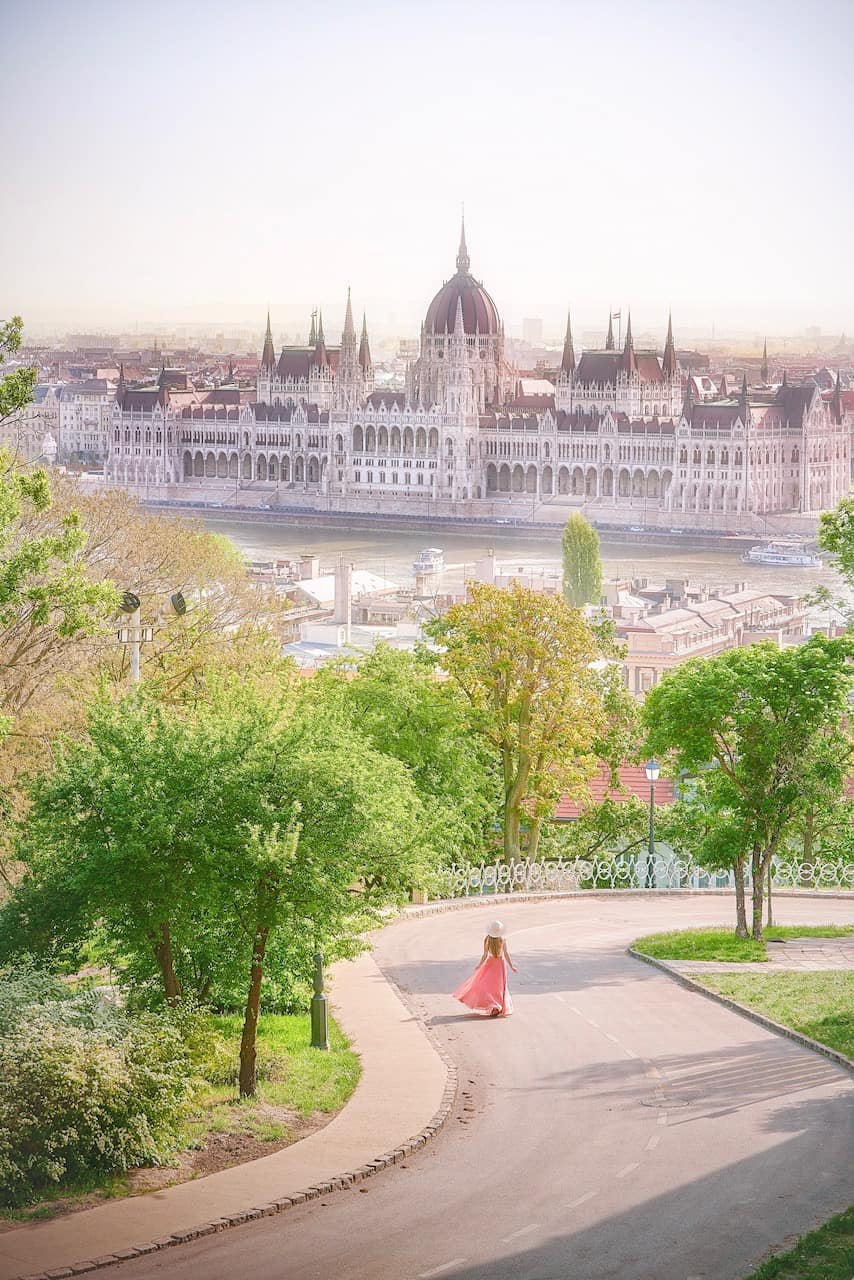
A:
205;516;844;600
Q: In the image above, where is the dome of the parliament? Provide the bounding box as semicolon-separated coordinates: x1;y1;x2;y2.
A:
424;222;501;336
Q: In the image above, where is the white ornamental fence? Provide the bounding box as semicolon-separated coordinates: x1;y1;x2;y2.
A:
429;854;854;900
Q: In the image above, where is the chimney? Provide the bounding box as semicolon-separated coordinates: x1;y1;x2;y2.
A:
333;561;353;643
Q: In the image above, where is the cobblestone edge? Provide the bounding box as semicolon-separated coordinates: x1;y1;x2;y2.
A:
626;946;854;1078
16;985;459;1280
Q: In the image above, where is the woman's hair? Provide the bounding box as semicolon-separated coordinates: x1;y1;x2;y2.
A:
485;934;504;958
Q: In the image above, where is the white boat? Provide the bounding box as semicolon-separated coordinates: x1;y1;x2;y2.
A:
412;547;445;575
741;539;822;568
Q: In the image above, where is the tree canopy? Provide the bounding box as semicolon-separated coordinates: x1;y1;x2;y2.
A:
426;581;629;861
643;636;854;938
561;513;602;608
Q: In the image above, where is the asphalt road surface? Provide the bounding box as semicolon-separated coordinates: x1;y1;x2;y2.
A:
97;895;854;1280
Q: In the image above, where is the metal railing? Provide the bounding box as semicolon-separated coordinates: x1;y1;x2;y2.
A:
428;855;854;900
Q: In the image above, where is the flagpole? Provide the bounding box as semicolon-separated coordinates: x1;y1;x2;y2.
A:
618;313;622;349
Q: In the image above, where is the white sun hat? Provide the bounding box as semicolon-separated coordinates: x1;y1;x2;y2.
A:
487;920;505;938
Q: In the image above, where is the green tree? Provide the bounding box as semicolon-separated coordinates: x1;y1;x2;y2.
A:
3;678;430;1096
0;317;36;432
312;644;499;865
818;497;854;588
561;513;602;607
643;637;854;939
426;582;625;862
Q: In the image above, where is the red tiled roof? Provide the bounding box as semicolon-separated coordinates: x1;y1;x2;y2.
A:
555;765;676;821
635;354;665;382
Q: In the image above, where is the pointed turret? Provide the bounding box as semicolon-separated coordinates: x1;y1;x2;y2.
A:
782;367;788;388
313;309;328;367
157;361;169;408
560;309;576;374
117;362;126;407
358;312;371;371
622;312;637;375
662;312;678;378
453;295;465;339
456;213;470;274
761;338;769;383
832;370;843;422
261;309;276;370
342;287;356;345
740;371;749;418
605;312;615;350
309;309;317;346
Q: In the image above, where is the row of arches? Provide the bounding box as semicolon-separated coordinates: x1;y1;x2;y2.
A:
182;451;326;485
351;425;451;455
484;464;675;500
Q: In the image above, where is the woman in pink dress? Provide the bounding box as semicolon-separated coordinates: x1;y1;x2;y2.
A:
453;921;517;1017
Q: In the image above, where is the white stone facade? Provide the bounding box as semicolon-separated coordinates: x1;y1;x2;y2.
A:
105;225;851;525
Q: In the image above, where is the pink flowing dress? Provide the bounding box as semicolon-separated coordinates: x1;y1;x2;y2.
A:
453;954;513;1016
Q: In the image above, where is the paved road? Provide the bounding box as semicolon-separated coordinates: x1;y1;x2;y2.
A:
97;896;854;1280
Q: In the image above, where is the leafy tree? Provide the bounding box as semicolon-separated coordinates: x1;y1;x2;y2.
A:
426;582;625;862
643;637;854;938
561;513;602;607
818;497;854;588
3;678;430;1096
312;644;499;865
0;317;36;432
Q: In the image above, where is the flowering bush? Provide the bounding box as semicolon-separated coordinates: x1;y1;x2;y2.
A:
0;970;193;1205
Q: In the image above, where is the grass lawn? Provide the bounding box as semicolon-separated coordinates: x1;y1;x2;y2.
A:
692;971;854;1061
746;1205;854;1279
632;925;854;964
0;1011;360;1226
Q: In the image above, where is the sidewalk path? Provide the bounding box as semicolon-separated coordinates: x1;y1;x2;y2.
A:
0;952;448;1280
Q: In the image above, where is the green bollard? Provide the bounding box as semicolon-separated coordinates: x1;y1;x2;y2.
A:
310;952;329;1050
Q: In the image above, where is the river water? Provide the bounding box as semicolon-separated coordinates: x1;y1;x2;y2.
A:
206;516;843;600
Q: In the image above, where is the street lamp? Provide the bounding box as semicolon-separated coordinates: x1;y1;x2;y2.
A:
117;589;186;683
644;758;660;889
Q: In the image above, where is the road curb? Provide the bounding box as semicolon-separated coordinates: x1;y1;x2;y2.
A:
10;968;458;1280
626;946;854;1078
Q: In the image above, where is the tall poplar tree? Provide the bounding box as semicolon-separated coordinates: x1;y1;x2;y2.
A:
561;513;603;607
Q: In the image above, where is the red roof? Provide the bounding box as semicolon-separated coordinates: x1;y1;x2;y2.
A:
425;272;501;336
555;765;676;821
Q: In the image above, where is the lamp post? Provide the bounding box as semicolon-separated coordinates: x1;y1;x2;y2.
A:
117;589;186;684
644;758;660;889
310;952;329;1051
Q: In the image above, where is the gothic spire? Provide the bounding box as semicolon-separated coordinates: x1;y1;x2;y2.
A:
761;337;769;383
261;308;276;370
560;308;576;374
605;311;615;350
740;371;749;416
309;309;317;346
456;213;470;274
622;311;636;374
832;369;843;422
453;294;465;338
662;311;678;378
313;309;328;368
358;311;371;371
342;287;355;343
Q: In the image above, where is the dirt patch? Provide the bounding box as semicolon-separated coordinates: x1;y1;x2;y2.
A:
0;1103;338;1230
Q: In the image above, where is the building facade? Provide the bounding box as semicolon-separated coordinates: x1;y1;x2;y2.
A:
105;222;851;525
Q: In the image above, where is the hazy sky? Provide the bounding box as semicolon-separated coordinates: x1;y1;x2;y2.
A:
2;0;852;340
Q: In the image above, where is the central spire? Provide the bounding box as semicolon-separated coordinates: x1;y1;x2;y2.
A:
456;212;470;274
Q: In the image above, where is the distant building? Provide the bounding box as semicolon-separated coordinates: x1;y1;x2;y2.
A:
102;220;851;528
58;379;114;462
1;384;60;463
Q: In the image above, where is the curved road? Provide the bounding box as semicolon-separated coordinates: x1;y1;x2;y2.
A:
99;896;854;1280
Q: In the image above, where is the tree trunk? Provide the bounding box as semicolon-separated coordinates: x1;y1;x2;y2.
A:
733;860;749;938
750;850;765;941
800;807;816;886
239;924;270;1098
526;817;543;862
504;803;521;864
153;921;183;1004
765;861;774;928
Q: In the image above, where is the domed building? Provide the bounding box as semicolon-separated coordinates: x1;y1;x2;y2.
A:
408;219;514;413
